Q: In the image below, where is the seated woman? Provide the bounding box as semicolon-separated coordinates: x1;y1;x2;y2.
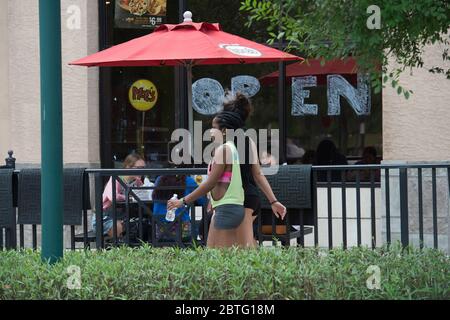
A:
92;153;146;239
314;139;348;182
350;146;381;182
152;173;207;242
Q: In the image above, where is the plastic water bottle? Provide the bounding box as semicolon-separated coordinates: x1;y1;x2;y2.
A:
166;194;178;222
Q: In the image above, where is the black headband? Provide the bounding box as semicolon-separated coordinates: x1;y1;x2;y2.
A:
216;110;245;129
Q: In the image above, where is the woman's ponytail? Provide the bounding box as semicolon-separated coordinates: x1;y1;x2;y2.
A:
223;92;253;123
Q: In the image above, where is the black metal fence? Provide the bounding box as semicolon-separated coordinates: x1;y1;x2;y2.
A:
313;164;450;251
87;168;209;250
1;156;449;252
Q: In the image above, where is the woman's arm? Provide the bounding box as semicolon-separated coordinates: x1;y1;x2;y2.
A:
249;139;287;220
167;145;230;210
185;176;208;206
103;177;127;202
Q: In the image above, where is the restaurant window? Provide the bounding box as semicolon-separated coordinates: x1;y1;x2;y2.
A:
188;0;280;162
99;0;383;168
285;64;383;165
188;0;383;165
100;0;179;168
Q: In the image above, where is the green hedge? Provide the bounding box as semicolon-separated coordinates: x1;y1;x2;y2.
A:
0;245;449;300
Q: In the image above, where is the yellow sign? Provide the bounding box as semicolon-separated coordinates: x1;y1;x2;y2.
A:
129;79;158;111
195;175;203;184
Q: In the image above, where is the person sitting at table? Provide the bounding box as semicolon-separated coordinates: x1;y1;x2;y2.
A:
347;146;381;182
314;139;348;181
152;171;207;242
92;153;146;239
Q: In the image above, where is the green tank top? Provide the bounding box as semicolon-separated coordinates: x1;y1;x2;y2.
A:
210;141;244;208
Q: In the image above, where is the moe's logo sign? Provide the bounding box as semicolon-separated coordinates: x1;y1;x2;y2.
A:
129;79;158;111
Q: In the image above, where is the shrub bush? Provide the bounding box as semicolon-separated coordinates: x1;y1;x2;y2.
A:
0;244;449;300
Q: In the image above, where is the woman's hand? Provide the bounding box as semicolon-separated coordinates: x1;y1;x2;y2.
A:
167;199;183;211
271;201;287;220
207;200;212;213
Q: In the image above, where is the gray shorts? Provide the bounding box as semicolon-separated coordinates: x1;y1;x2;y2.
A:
213;204;245;230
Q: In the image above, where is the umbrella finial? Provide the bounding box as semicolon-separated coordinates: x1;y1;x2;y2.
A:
183;11;193;23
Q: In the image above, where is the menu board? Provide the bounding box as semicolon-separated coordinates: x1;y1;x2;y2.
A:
115;0;167;29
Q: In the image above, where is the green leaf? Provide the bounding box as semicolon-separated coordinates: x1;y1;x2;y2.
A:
277;32;286;40
404;90;410;99
374;85;382;94
391;80;398;88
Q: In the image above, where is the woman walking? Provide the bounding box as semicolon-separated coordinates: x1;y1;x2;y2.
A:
167;114;245;247
221;93;287;248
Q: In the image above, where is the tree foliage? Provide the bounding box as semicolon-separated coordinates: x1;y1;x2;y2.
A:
240;0;450;97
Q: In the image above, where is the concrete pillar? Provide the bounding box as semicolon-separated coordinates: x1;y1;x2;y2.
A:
7;0;100;168
383;42;450;162
7;0;41;165
382;40;450;253
61;0;100;167
0;1;10;155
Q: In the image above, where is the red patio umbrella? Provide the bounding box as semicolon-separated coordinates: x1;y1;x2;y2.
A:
71;12;301;67
70;12;302;135
259;58;358;86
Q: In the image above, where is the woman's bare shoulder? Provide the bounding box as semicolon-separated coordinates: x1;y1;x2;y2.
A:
213;143;233;165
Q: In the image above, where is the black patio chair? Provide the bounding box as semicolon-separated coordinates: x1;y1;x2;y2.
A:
256;165;314;247
17;168;90;250
150;204;202;248
0;168;17;250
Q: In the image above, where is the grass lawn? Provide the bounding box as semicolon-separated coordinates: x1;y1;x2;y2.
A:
0;244;449;300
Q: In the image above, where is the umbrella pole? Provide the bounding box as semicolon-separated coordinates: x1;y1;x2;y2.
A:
186;64;194;161
141;112;145;157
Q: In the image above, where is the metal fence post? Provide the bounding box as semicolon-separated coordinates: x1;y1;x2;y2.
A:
5;151;15;169
399;168;409;247
95;173;104;249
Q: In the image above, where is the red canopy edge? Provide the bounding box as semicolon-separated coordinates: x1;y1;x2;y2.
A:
155;22;222;32
69;20;303;68
259;58;359;86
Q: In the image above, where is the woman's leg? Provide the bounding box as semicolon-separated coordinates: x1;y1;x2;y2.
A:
107;220;124;238
251;215;257;247
207;215;238;248
235;208;257;248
